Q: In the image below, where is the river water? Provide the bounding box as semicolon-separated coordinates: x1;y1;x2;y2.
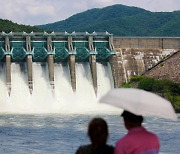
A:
0;113;179;154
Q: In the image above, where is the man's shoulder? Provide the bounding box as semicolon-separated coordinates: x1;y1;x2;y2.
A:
144;129;159;141
115;135;128;146
116;127;159;145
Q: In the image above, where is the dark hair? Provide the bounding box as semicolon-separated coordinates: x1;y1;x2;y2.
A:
121;111;143;124
88;118;108;145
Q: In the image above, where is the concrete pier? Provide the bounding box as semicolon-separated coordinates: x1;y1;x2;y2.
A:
26;36;33;93
109;36;114;51
6;55;11;96
27;55;33;93
47;55;54;88
69;55;76;92
68;36;74;51
5;36;10;52
26;36;31;51
68;36;76;91
108;36;119;88
109;55;119;88
47;36;54;88
89;55;97;95
88;36;94;51
88;36;97;95
5;36;11;96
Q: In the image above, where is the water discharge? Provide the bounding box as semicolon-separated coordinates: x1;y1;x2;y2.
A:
0;62;121;114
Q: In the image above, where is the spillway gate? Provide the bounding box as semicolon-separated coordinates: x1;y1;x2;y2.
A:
0;32;119;95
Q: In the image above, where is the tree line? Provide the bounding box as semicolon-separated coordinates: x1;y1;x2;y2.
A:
121;76;180;112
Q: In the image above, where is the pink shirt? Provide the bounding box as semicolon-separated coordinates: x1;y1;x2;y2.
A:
115;126;160;154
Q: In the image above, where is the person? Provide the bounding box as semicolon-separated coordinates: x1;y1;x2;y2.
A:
75;117;114;154
115;111;160;154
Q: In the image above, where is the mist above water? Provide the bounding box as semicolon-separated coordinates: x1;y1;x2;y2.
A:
0;62;121;114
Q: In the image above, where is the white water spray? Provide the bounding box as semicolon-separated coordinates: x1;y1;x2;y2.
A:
0;62;121;114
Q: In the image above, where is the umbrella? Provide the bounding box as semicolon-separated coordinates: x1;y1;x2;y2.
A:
99;88;177;120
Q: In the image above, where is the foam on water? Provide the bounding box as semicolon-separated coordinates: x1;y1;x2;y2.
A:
0;62;121;114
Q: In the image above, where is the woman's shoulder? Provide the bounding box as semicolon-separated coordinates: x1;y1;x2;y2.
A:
76;144;114;154
101;144;114;153
75;144;92;154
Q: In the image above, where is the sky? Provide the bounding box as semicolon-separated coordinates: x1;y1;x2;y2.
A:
0;0;180;26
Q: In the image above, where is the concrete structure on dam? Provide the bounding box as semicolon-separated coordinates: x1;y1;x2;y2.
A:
0;32;179;95
113;37;180;84
143;50;180;83
0;32;119;95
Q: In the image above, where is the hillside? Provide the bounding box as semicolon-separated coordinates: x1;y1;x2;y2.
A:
0;19;42;33
143;51;180;83
37;4;180;36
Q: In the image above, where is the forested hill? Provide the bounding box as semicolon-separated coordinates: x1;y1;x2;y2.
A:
0;19;42;33
37;4;180;36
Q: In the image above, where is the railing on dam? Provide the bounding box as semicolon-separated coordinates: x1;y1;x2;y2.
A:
0;32;119;95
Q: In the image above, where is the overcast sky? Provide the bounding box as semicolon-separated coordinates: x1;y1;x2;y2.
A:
0;0;180;25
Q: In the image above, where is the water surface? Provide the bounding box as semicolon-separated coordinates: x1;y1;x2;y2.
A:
0;114;179;154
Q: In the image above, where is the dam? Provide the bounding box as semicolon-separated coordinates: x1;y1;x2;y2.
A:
0;31;179;113
0;32;121;113
0;32;119;96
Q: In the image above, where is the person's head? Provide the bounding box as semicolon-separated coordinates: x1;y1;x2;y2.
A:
121;111;143;130
88;117;108;146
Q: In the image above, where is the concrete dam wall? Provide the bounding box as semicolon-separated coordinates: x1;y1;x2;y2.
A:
0;32;179;96
113;37;180;84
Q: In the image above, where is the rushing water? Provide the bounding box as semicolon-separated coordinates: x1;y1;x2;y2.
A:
0;114;179;154
0;62;119;114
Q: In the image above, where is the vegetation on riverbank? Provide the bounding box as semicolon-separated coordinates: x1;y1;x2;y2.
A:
120;76;180;112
